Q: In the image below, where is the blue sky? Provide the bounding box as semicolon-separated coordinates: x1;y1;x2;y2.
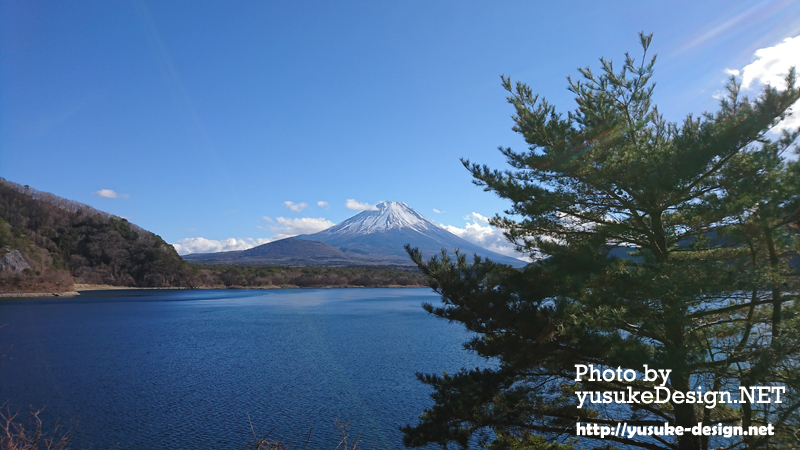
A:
2;1;800;258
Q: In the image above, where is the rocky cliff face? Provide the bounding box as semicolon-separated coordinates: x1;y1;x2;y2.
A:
0;248;31;273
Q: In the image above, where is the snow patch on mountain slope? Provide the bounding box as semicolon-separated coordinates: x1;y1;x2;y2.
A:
321;201;440;235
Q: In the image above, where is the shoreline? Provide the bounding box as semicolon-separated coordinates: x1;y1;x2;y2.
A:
74;284;426;291
74;283;188;291
1;284;427;298
0;291;80;298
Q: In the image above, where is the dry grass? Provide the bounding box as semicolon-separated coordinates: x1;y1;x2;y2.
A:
0;330;75;450
242;416;374;450
0;409;374;450
0;406;74;450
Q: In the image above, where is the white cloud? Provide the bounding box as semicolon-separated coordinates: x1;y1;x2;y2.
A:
345;199;378;211
433;208;443;214
317;201;329;208
259;216;335;240
172;214;336;255
93;189;129;199
274;217;335;235
284;201;308;212
440;213;531;262
171;237;272;255
732;35;800;133
739;36;800;90
173;215;335;255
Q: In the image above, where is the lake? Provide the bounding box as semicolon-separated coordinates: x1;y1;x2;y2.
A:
0;288;487;449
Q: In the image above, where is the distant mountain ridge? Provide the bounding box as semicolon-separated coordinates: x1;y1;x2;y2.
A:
188;201;526;267
299;201;526;266
183;237;361;267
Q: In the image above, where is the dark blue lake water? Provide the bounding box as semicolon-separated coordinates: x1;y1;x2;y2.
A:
0;288;487;449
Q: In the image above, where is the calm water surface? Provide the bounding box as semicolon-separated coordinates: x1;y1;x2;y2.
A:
0;288;487;449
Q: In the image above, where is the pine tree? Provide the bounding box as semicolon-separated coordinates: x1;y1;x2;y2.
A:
403;33;800;450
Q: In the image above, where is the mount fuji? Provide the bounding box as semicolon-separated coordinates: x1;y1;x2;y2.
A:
296;201;525;266
184;202;526;267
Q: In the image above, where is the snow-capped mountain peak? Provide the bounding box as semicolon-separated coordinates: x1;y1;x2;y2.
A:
323;201;439;235
189;201;526;267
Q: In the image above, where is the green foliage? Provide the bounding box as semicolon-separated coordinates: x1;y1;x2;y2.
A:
404;34;800;450
488;433;578;450
194;263;426;288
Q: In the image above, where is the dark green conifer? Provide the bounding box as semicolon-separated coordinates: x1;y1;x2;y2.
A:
403;33;800;450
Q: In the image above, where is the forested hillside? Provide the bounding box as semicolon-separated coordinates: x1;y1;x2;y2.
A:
0;178;425;292
0;178;195;291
